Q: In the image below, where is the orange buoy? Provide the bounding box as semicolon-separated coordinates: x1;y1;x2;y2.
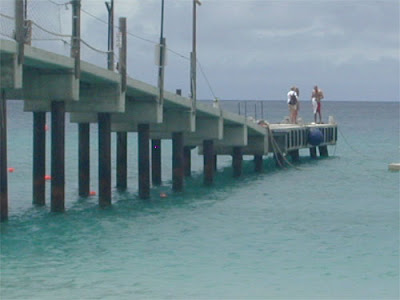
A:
8;167;15;173
44;124;49;131
44;175;52;180
159;192;168;198
89;191;96;196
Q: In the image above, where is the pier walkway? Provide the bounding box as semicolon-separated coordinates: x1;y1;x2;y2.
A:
0;2;337;221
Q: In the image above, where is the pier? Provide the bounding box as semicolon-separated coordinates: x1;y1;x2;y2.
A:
0;1;337;221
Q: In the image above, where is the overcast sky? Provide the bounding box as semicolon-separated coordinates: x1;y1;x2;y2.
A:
3;0;400;101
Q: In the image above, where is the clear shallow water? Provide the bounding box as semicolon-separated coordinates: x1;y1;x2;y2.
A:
1;100;399;299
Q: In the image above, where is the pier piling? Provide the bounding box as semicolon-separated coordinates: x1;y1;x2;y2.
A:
51;101;65;212
138;124;150;199
151;139;162;185
33;112;46;205
289;149;300;162
172;132;184;192
318;145;328;157
98;113;112;207
254;155;263;172
232;147;243;177
310;147;317;159
203;140;214;185
116;131;127;190
183;146;192;177
0;91;8;221
78;123;90;197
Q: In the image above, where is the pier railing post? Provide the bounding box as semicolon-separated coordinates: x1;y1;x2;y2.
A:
138;124;150;199
51;101;65;213
0;90;8;221
33;112;46;205
71;0;81;79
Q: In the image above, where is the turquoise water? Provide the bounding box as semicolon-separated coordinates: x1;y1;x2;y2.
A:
1;100;399;299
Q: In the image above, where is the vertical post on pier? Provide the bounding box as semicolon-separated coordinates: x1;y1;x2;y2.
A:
33;112;46;205
105;0;114;71
98;113;111;207
289;149;300;162
254;155;263;172
318;145;328;157
138;124;150;199
0;90;8;221
232;147;242;177
184;146;192;177
309;147;317;159
172;132;184;192
15;0;24;65
71;0;81;79
116;131;127;190
78;123;90;197
203;140;214;185
116;17;127;190
151;139;161;185
51;101;65;212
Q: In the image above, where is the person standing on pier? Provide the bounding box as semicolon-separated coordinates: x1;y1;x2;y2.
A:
287;86;299;124
311;85;324;123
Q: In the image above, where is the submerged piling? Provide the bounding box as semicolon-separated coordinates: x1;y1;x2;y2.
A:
172;132;184;192
138;124;150;199
98;113;111;207
151;139;162;185
232;147;242;177
33;112;46;205
203;140;214;185
78;123;90;197
116;131;127;190
51;101;65;212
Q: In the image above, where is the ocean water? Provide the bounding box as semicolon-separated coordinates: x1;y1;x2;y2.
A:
0;100;399;299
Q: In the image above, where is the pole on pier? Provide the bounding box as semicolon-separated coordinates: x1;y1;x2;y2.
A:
254;155;263;172
105;0;114;70
98;113;112;207
318;146;328;157
172;132;184;192
51;101;65;212
309;147;317;159
33;112;46;205
289;149;300;162
0;91;8;221
116;131;127;190
138;124;150;199
184;146;192;177
15;0;24;65
151;139;162;185
203;140;214;185
78;123;90;197
71;0;81;79
232;147;242;177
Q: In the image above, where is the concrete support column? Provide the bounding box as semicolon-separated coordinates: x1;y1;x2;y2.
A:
232;147;243;178
172;132;184;192
0;91;8;222
319;145;328;157
254;155;263;173
310;147;317;159
78;123;90;197
116;132;127;190
98;113;111;207
183;146;191;177
138;124;150;199
214;155;217;171
289;149;300;162
203;140;214;185
33;112;46;205
51;101;65;212
151;139;161;185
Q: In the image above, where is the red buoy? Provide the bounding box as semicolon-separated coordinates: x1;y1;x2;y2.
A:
8;167;15;173
44;175;52;180
89;191;96;196
45;124;49;131
159;192;168;198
